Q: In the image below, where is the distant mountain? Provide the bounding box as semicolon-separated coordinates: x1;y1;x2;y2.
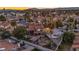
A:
55;7;79;10
27;7;79;10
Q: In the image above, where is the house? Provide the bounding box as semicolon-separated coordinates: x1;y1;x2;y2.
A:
71;33;79;51
30;35;52;47
27;22;44;32
0;39;18;51
0;21;14;32
18;19;27;26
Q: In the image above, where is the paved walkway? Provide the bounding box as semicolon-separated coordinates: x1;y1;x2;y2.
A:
10;36;52;51
23;40;52;51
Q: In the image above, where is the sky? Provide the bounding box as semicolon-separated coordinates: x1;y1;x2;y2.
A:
0;0;79;9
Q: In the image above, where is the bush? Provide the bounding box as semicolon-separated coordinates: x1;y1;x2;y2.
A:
62;32;75;44
32;48;41;51
0;15;6;21
1;31;11;39
12;26;27;39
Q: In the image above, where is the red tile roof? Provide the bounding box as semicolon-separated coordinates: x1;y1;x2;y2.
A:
0;40;18;51
28;22;44;31
72;33;79;48
72;45;79;48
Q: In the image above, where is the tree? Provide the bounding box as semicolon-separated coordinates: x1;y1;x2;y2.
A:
12;26;27;39
0;28;6;36
67;17;75;31
0;15;6;21
10;20;16;27
10;20;17;30
24;11;33;22
62;32;75;44
67;17;74;22
1;30;11;39
56;20;63;28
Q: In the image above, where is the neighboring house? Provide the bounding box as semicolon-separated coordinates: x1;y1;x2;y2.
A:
18;19;27;26
0;39;18;51
30;35;51;47
0;21;13;32
27;22;44;31
74;16;79;22
71;33;79;51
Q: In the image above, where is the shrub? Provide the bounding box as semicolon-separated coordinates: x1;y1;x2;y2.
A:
62;32;75;44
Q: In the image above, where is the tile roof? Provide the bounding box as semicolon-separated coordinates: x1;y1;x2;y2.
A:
72;33;79;48
0;39;18;51
28;23;44;31
72;44;79;48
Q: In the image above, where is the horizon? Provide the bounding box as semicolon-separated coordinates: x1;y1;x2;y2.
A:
0;7;79;10
0;7;28;10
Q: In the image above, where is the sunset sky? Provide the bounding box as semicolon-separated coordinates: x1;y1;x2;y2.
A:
0;0;79;8
0;7;28;10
